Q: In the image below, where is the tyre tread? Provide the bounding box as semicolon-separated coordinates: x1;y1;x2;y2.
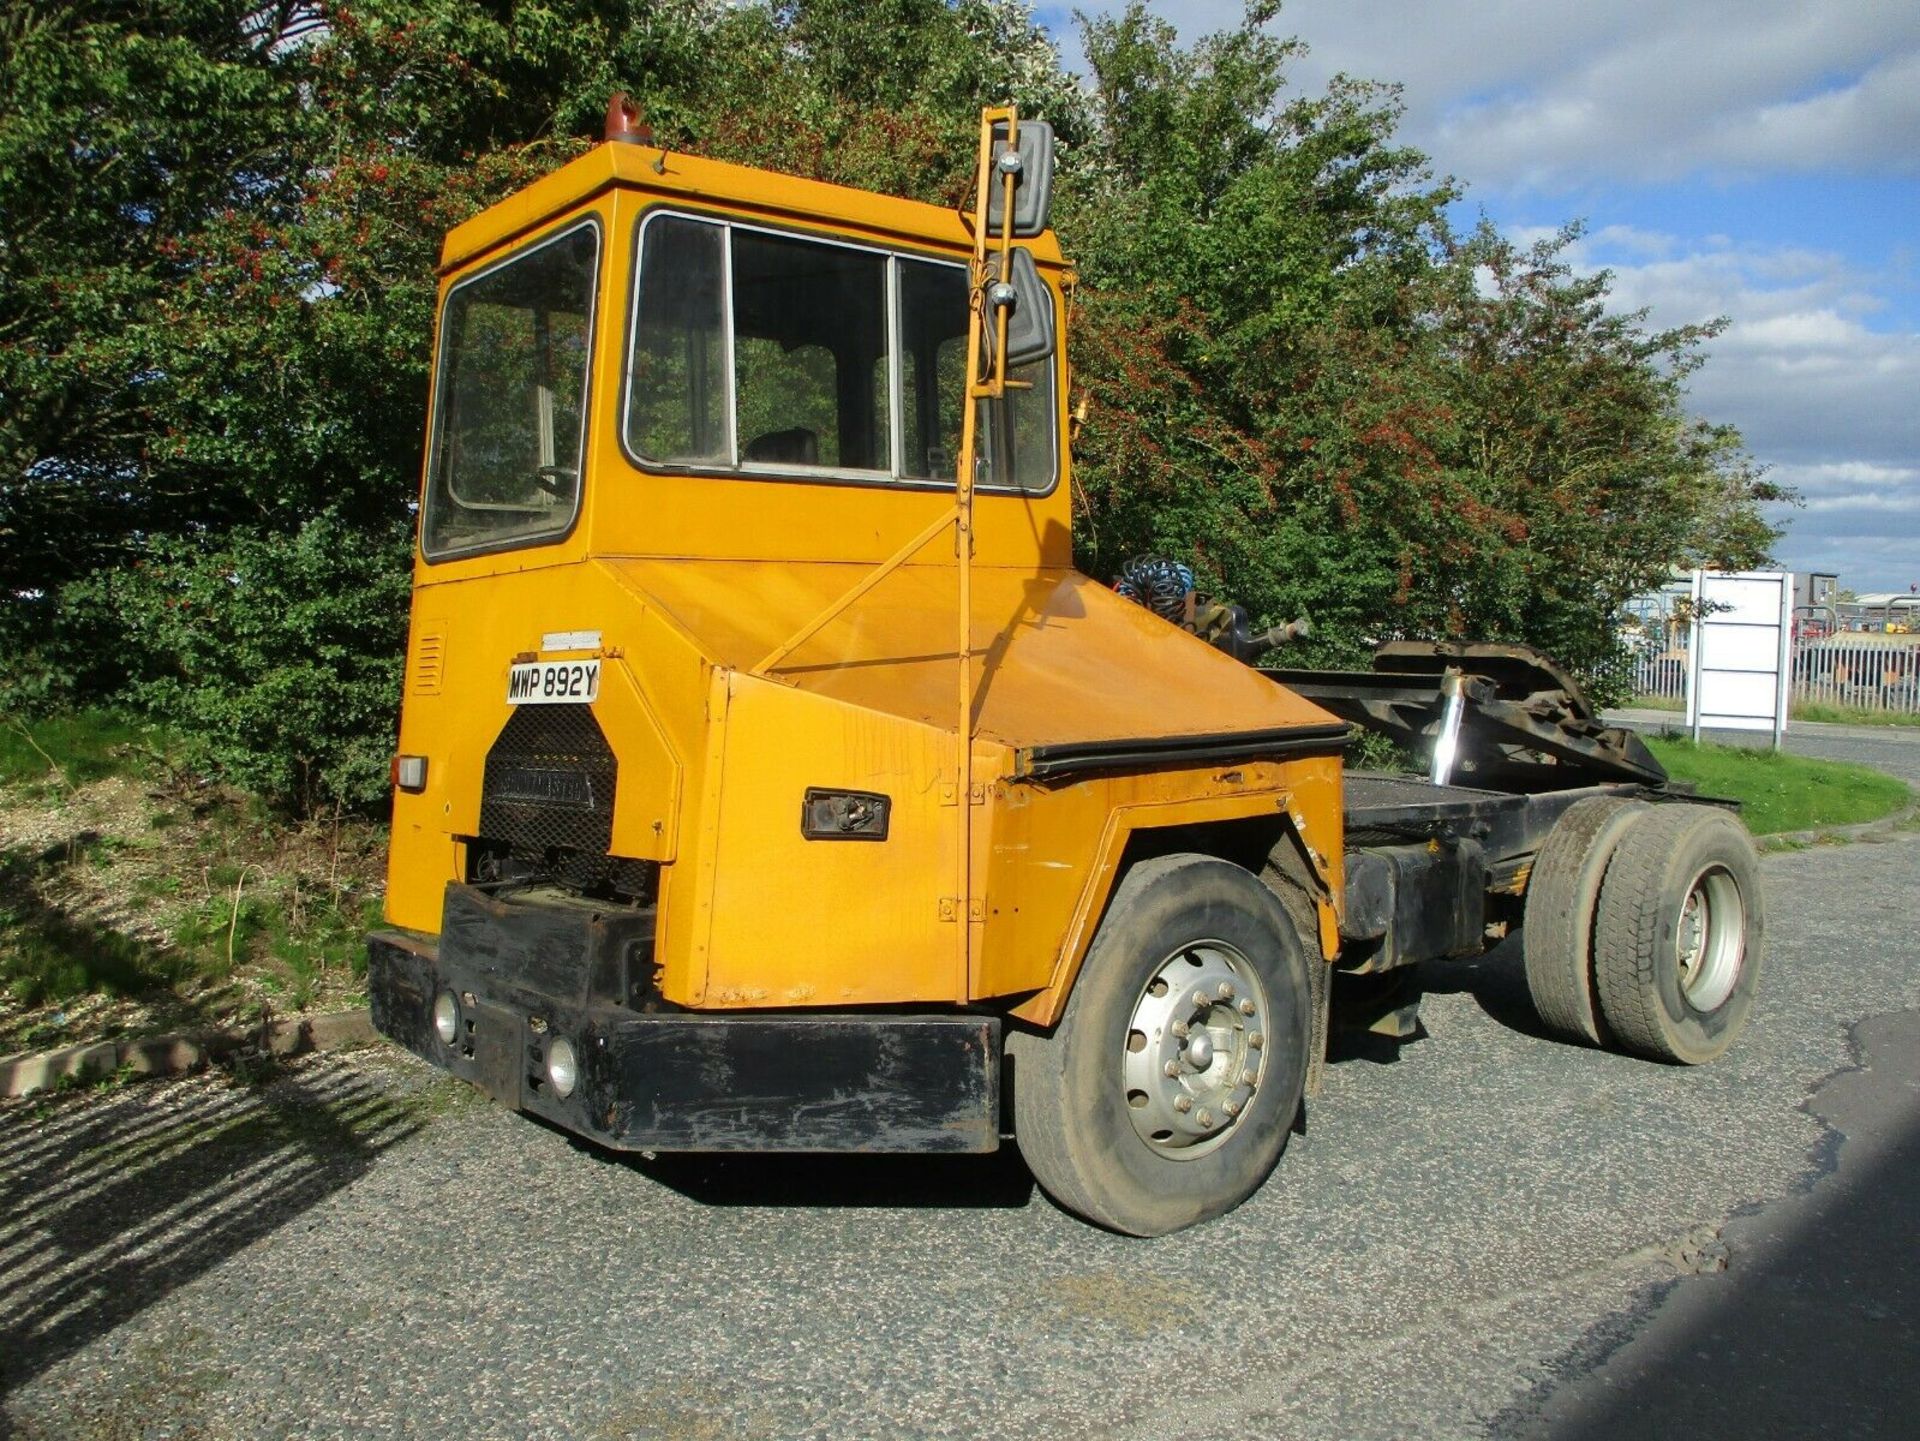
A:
1592;805;1757;1062
1523;796;1646;1044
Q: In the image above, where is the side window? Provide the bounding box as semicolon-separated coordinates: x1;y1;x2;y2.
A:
623;214;1057;494
897;255;1056;494
977;357;1056;496
899;260;968;481
424;222;599;558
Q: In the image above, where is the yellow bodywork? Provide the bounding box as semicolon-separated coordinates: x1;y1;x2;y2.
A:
387;135;1345;1027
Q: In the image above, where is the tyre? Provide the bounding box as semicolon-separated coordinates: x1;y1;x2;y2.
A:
1523;796;1648;1044
1008;854;1313;1236
1592;804;1765;1064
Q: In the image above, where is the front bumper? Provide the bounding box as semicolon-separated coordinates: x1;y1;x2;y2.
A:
367;899;1001;1155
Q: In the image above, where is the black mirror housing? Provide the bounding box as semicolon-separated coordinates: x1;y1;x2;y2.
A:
987;246;1056;369
985;120;1055;239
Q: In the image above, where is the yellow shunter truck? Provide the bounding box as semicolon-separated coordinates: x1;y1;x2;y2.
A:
369;102;1765;1235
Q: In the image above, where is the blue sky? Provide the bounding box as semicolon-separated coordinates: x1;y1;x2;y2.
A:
1034;0;1920;593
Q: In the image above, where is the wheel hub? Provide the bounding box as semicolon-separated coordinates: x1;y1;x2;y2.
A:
1675;864;1745;1012
1122;941;1268;1158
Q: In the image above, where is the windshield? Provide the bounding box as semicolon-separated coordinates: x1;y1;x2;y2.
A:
423;221;600;558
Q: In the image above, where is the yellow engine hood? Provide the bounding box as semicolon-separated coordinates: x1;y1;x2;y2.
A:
603;558;1337;754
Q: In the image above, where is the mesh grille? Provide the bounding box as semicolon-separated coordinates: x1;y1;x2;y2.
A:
478;705;616;860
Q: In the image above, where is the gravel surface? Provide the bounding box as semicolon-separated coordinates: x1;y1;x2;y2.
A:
5;817;1917;1437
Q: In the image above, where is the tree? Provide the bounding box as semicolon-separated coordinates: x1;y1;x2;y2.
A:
1;0;1787;802
1064;4;1787;698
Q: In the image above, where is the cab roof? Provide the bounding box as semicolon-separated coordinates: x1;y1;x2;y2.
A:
439;141;1067;276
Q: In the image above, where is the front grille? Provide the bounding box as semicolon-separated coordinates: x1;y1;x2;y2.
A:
479;704;616;861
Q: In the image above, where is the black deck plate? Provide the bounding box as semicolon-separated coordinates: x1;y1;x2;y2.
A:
1345;771;1525;819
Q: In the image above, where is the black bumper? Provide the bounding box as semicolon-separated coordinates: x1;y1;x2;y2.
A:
367;897;1001;1155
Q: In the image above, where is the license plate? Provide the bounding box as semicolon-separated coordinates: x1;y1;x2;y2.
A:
507;659;600;705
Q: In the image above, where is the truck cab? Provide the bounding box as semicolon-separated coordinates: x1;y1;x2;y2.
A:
369;107;1764;1236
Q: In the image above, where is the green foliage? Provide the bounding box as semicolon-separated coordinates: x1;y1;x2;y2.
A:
65;512;414;810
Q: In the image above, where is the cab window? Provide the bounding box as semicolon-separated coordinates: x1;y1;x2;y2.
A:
624;212;1055;494
423;221;599;558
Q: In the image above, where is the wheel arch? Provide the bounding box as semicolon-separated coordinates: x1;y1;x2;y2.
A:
1007;795;1338;1031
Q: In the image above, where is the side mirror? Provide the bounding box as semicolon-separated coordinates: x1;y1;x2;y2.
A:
985;119;1055;238
986;246;1056;368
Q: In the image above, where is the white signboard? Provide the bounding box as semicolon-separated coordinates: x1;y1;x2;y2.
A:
1686;570;1791;744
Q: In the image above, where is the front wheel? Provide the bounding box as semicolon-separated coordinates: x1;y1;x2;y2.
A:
1008;854;1313;1235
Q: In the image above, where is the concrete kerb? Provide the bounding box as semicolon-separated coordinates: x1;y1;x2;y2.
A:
0;1008;377;1100
1754;791;1920;852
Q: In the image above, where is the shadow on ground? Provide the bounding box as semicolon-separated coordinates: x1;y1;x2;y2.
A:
0;1059;421;1414
0;843;244;1053
1418;934;1568;1045
1495;1011;1920;1438
618;1145;1040;1210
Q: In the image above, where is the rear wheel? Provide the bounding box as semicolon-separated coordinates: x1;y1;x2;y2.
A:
1009;854;1313;1235
1593;804;1764;1064
1523;796;1648;1044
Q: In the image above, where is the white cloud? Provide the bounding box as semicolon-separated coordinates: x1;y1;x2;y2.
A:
1282;0;1920;187
1408;220;1919;586
1552;232;1920;588
1059;2;1920;187
1563;237;1920;472
1049;3;1920;590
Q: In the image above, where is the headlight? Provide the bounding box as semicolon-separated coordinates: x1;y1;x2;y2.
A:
546;1036;579;1098
432;990;459;1045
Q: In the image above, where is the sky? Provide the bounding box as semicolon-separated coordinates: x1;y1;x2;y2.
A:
1034;0;1920;594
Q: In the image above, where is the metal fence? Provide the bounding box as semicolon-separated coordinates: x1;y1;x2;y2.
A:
1631;638;1920;715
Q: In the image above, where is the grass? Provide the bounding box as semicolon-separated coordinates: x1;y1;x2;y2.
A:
0;709;170;790
1645;735;1912;835
1786;701;1920;728
1;721;387;1052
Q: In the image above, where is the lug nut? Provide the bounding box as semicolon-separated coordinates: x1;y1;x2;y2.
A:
1171;1020;1190;1039
1241;1068;1259;1086
1249;1032;1265;1050
1163;1060;1181;1078
1197;1110;1215;1129
1192;990;1210;1009
1217;982;1234;1000
1238;998;1256;1016
1223;1098;1241;1118
1174;1096;1193;1113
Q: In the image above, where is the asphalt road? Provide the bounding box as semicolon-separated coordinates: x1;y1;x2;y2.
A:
5;786;1918;1437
